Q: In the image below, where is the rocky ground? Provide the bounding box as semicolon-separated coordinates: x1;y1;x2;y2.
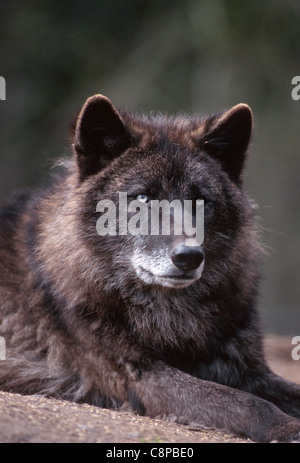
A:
0;336;299;443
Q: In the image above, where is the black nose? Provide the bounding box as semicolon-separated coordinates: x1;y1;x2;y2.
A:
171;245;204;272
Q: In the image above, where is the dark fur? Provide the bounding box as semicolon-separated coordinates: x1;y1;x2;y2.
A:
1;95;300;442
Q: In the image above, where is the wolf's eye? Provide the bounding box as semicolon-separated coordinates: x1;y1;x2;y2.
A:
136;194;149;203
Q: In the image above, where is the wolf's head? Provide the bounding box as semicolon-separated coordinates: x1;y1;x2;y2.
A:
71;95;254;293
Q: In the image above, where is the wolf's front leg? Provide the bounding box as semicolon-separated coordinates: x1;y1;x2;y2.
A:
127;361;300;442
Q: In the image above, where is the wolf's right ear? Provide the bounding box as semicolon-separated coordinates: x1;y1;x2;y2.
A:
73;95;131;181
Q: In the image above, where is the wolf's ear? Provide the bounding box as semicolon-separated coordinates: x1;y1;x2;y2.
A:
197;104;253;185
73;94;131;181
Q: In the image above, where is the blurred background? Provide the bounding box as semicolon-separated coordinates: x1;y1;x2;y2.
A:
0;0;299;335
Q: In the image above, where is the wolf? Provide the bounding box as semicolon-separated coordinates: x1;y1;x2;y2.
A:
1;94;300;442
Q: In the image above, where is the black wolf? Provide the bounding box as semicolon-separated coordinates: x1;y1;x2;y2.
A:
1;94;300;442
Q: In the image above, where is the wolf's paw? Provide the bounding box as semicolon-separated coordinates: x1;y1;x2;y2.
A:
263;420;300;443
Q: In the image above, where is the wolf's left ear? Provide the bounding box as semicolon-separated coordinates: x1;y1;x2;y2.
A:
73;94;131;181
197;104;253;185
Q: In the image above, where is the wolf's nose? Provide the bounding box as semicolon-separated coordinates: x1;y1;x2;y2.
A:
171;245;204;272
